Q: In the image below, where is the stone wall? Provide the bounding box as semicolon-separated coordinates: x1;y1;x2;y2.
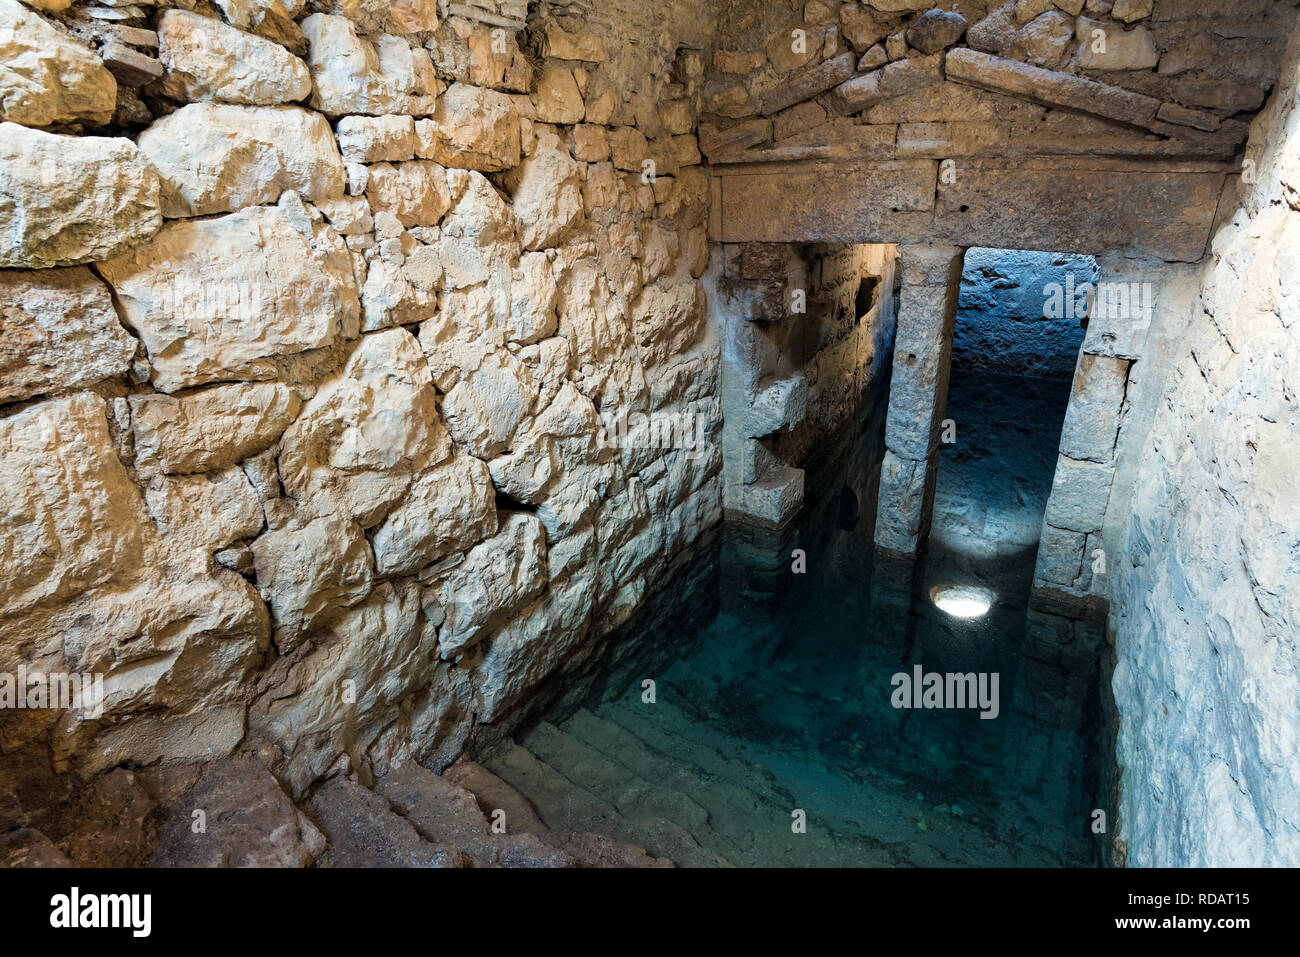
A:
703;1;1298;259
705;241;897;526
0;0;725;800
1106;21;1300;865
954;247;1096;380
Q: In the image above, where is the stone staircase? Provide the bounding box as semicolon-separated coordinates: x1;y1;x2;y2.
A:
477;696;1074;867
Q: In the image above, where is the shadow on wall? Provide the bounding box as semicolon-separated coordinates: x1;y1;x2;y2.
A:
955;248;1099;381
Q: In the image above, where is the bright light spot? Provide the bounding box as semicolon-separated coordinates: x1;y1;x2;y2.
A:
930;584;993;619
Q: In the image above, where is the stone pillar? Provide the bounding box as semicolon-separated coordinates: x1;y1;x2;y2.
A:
874;244;965;557
1029;251;1154;625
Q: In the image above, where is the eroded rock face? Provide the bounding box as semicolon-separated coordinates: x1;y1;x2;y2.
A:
302;13;414;116
507;127;585;251
130;382;301;475
0;0;116;127
278;327;450;526
0;267;136;402
158;10;312;105
95;205;358;392
415;84;520;171
137;103;345;217
0;394;147;617
0;124;161;268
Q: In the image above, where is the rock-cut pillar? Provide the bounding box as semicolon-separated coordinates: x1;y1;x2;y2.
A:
873;244;965;557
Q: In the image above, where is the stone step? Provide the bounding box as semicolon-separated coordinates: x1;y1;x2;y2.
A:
483;740;725;867
561;707;866;866
519;720;719;841
377;761;572;868
441;757;671;868
306;775;468;868
598;696;998;866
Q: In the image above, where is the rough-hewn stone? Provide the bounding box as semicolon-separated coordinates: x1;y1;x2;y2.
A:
0;0;116;127
157;10;311;106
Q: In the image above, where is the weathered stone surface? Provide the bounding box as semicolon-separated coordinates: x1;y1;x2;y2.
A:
336;113;415;161
415;84;520;171
279;328;450;527
906;9;967;54
1017;10;1074;66
370;451;497;576
96;206;358;392
840;3;890;52
1057;354;1127;462
533;62;585;124
758;51;855;116
137;103;345;217
442;350;535;457
0;267;136;402
1076;16;1157;70
1044;455;1114;531
144;466;265;549
365;160;451;226
148;755;326;867
0;0;116;127
431;513;548;656
130;382;301;475
543;24;605;62
945;48;1160;127
250;512;373;645
0;393;146;616
0;124;161;268
157;10;311;105
506;126;584;250
968;2;1020;55
310;775;465;867
253;580;436;793
301;13;413;116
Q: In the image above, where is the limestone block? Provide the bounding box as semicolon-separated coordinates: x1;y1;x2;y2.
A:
1110;0;1151;21
279;328;451;527
945;48;1160;128
302;13;413;116
249;512;374;645
144;466;265;549
736;464;804;528
1075;17;1158;71
1034;523;1087;587
0;124;161;268
442;350;535;457
431;514;548;656
414;83;521;171
906;10;967;54
0;267;136;403
874;448;925;554
758;51;856;116
336;114;415;162
533;61;585;124
968;2;1019;56
370;451;497;576
508;251;559;344
506;126;584;250
0;0;116;127
746;373;808;437
252;580;433;793
214;0;306;30
0;394;147;616
365;160;451;226
1057;354;1128;463
96;206;358;392
1044;455;1114;532
130;382;301;475
471;571;596;722
542;24;604;62
157;10;310;105
840;3;890;52
138;103;345;217
714;49;766;73
436;168;520;290
1017;10;1074;67
361;252;439;330
631;279;706;368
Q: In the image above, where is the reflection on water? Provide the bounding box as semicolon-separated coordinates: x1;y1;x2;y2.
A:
525;371;1110;867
